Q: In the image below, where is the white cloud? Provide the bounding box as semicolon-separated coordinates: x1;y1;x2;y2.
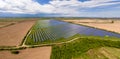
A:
0;0;55;14
49;0;120;15
80;0;120;8
0;0;120;17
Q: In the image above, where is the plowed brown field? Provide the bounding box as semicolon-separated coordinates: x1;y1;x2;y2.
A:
0;20;36;46
0;46;51;59
0;22;17;28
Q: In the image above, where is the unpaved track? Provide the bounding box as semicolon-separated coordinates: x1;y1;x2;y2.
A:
0;20;36;46
22;37;80;47
0;46;51;59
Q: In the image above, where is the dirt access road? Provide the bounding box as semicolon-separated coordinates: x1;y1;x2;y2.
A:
0;20;36;46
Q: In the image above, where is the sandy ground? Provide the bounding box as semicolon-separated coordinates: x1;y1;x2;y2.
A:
63;19;120;34
0;20;36;46
0;46;51;59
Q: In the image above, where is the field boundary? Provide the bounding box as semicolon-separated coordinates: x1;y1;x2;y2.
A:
0;37;80;50
19;20;37;46
26;37;80;47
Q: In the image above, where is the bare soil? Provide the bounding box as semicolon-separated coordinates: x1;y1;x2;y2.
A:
63;19;113;23
0;20;36;46
0;46;51;59
0;22;17;28
63;19;120;34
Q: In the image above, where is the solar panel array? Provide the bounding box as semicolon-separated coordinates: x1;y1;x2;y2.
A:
27;20;120;42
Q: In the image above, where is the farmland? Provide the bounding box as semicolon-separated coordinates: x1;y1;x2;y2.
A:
23;19;120;59
0;19;36;46
0;18;120;59
0;22;17;28
63;18;120;34
0;46;51;59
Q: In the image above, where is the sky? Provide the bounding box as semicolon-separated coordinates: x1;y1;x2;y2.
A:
0;0;120;17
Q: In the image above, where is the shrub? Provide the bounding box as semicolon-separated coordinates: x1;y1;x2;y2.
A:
11;50;19;54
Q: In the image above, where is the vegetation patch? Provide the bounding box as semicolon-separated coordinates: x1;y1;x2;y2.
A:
11;50;20;54
75;47;120;59
51;35;120;59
